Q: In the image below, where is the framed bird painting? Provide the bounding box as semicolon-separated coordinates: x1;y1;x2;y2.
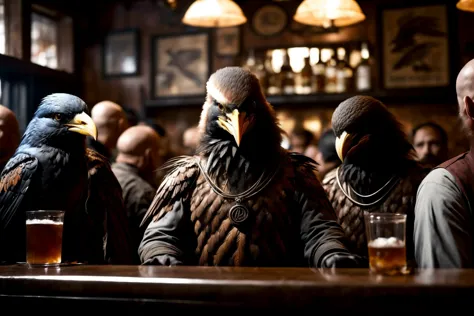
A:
102;29;141;78
151;31;212;102
379;3;453;90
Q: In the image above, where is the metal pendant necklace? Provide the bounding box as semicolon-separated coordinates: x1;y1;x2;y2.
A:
196;157;280;227
335;167;400;207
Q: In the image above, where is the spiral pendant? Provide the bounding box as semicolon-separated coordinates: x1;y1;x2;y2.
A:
228;203;249;226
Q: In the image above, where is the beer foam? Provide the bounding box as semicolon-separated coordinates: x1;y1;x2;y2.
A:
369;237;404;248
26;219;63;225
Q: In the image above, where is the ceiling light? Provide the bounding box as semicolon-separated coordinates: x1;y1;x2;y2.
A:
457;0;474;13
293;0;366;28
182;0;247;28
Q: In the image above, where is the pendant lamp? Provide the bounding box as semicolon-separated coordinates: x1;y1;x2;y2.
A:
182;0;247;28
457;0;474;13
293;0;366;27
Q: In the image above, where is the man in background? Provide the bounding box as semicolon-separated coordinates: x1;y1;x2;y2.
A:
414;58;474;268
315;129;341;182
112;125;162;254
88;100;128;161
182;125;200;155
0;105;20;172
290;127;314;154
412;122;448;169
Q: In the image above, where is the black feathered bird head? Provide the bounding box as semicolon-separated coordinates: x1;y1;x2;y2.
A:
332;96;414;165
198;67;282;152
20;93;97;150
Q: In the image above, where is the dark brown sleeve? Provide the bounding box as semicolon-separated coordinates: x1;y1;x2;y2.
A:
291;154;350;267
87;149;137;264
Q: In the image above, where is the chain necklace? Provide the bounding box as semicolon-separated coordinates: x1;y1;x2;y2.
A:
335;167;401;207
196;157;280;227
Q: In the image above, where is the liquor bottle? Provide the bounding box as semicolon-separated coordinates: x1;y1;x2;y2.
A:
325;49;337;94
299;56;313;94
335;47;354;93
312;48;326;93
265;50;281;95
356;42;372;92
280;50;295;95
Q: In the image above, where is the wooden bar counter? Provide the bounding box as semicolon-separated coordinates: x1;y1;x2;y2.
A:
0;265;473;313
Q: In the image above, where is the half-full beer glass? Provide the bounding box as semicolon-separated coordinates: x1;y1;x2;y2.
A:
26;210;65;266
365;213;407;275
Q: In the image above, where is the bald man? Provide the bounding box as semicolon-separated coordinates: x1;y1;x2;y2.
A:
182;125;199;155
112;125;161;252
414;59;474;268
88;100;128;160
0;105;20;171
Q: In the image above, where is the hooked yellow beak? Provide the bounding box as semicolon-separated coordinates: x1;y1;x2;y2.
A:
335;131;351;162
65;112;98;140
217;109;250;147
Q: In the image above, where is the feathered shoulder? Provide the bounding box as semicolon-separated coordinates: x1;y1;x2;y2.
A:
86;148;118;183
85;148;136;264
140;155;200;227
288;152;318;173
287;152;326;199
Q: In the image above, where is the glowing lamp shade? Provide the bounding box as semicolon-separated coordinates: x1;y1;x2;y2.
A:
293;0;366;27
182;0;247;28
457;0;474;13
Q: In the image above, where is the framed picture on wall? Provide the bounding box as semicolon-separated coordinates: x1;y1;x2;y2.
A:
151;32;211;101
215;26;241;57
379;4;451;90
251;4;288;37
102;29;140;78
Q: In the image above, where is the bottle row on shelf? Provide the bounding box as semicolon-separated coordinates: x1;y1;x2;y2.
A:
242;42;373;96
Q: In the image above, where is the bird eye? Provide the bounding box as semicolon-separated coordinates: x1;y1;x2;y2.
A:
217;103;224;111
53;114;62;121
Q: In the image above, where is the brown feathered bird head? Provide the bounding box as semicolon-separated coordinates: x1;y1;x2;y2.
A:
198;67;282;153
332;95;414;165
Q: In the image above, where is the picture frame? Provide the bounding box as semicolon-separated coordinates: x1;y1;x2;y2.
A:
102;29;140;78
378;3;453;90
251;4;288;38
150;32;212;102
215;26;241;57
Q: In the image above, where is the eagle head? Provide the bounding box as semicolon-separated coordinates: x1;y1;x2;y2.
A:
23;93;97;148
198;67;278;148
332;95;410;163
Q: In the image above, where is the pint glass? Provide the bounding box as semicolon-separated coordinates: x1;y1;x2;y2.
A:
364;213;407;275
26;210;65;266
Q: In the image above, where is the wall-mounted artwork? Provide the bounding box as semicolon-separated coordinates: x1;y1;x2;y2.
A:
251;4;288;37
381;4;450;89
102;29;140;78
151;32;211;100
215;26;240;57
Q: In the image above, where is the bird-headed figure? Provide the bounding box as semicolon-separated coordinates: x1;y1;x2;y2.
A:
139;67;364;268
322;96;428;262
0;93;134;264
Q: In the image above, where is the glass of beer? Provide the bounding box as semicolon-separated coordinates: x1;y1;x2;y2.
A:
364;213;407;275
26;210;65;266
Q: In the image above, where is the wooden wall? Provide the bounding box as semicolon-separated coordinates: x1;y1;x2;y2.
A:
80;0;474;157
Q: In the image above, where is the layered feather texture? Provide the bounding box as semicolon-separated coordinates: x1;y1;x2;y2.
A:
326;96;429;260
0;94;134;264
142;146;323;266
141;67;333;266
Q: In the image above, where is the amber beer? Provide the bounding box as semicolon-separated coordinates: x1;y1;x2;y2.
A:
368;237;406;275
364;213;407;275
26;211;65;266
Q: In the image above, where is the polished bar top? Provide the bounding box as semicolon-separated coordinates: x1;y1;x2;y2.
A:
0;265;473;312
